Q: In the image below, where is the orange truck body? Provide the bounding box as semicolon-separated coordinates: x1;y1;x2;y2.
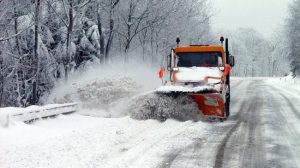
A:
175;46;227;118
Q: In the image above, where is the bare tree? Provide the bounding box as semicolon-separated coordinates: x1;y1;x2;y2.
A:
31;0;41;104
63;0;74;79
96;0;120;63
286;0;300;77
0;52;3;107
0;0;214;107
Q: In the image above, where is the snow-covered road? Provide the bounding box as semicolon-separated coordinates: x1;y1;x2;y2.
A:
1;78;300;168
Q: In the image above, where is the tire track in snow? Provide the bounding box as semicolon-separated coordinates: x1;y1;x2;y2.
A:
268;85;300;120
102;121;197;168
240;91;265;168
213;80;266;168
278;92;300;120
89;122;166;164
264;86;300;167
213;101;249;168
159;139;204;168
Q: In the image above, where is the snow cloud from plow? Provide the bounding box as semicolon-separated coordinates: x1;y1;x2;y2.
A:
44;61;202;121
127;93;202;122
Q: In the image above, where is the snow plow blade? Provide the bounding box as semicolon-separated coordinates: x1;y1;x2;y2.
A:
191;93;225;118
155;87;225;119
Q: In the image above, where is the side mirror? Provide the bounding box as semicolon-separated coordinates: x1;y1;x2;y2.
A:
219;66;225;71
167;54;171;68
225;65;231;76
229;55;235;67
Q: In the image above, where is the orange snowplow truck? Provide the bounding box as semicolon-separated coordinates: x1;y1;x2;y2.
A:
158;37;235;121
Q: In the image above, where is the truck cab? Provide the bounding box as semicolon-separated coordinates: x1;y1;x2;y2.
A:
159;37;235;120
171;45;228;88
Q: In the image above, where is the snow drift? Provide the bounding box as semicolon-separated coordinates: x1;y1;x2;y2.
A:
49;77;139;108
127;92;202;121
44;62;203;121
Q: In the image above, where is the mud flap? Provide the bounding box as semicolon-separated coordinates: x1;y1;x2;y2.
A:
191;93;225;118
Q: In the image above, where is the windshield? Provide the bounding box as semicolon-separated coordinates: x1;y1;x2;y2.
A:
176;52;222;67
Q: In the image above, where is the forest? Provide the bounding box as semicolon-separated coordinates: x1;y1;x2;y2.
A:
0;0;299;107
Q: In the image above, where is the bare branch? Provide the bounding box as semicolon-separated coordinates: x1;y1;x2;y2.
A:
46;0;69;27
0;23;34;42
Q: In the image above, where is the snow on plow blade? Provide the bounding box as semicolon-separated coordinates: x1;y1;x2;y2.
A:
156;86;225;119
0;103;78;127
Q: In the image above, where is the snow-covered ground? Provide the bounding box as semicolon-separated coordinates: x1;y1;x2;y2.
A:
1;77;300;168
0;114;219;168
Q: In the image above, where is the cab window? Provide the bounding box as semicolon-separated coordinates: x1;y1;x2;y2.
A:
177;52;222;67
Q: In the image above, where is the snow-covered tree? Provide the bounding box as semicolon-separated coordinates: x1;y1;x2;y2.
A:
286;0;300;77
0;0;213;107
220;28;289;77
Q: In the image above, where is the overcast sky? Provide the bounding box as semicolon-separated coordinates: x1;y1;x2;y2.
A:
211;0;292;38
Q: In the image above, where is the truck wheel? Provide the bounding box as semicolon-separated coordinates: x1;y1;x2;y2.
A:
225;93;230;118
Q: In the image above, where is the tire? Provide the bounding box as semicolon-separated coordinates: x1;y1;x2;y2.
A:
225;93;230;118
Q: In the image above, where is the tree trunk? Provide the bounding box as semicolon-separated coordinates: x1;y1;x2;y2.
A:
97;11;105;63
32;0;41;105
105;4;116;62
105;18;114;61
65;0;74;80
13;0;22;56
105;0;119;61
13;0;25;106
0;55;3;107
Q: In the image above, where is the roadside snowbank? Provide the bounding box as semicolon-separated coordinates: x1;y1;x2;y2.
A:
267;74;300;98
0;114;210;168
279;73;300;85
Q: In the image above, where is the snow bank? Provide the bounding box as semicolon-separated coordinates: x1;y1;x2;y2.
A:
267;74;300;98
279;73;300;85
127;92;202;121
0;114;210;168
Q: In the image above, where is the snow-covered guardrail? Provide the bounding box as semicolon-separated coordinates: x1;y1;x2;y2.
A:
0;103;77;127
